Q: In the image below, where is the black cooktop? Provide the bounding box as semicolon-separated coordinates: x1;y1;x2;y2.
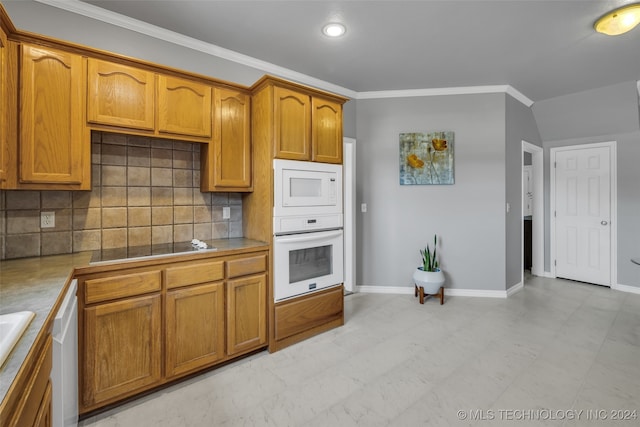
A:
90;241;216;264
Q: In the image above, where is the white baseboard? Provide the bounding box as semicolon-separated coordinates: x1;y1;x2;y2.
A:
541;271;555;278
356;285;414;295
506;281;524;296
612;283;640;295
356;285;515;298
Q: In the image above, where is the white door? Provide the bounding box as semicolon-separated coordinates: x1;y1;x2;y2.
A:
555;146;611;285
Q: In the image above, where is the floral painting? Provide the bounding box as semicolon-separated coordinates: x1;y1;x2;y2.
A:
399;131;454;185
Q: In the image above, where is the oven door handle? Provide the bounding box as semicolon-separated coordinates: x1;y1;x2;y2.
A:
274;229;343;244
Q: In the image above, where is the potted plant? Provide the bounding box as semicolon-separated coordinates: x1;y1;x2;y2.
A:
413;234;445;304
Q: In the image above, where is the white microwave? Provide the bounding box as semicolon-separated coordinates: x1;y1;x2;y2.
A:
273;160;343;232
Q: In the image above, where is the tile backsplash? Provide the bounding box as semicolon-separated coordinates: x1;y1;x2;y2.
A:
0;132;243;260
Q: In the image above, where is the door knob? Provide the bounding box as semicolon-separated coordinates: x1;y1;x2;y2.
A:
601;221;608;225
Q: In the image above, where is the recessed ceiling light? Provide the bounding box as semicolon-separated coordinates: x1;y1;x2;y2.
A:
322;22;346;37
594;3;640;35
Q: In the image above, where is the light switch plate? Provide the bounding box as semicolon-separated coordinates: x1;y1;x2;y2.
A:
222;206;231;219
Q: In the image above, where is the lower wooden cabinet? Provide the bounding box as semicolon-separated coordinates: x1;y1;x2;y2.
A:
82;294;162;408
32;381;52;427
1;334;53;427
273;285;344;352
76;249;268;415
165;282;225;378
227;273;267;356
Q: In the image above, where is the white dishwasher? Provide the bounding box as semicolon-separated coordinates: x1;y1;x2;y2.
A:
52;279;78;427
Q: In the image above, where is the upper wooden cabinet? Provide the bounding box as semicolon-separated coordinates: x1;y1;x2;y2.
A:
274;86;311;161
201;87;251;191
87;59;213;141
158;75;212;138
87;59;155;131
252;77;347;165
19;44;90;189
312;97;343;164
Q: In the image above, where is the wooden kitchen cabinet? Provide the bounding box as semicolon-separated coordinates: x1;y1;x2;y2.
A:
165;283;225;378
201;87;252;191
311;97;343;164
0;24;7;186
226;254;268;356
165;261;226;378
258;80;344;164
273;86;311;161
76;248;269;414
81;270;163;410
18;44;90;189
227;274;267;356
2;335;53;427
88;59;214;141
87;58;155;131
158;75;212;138
83;294;162;408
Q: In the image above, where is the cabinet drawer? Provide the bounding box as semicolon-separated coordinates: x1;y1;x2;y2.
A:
165;261;224;289
226;255;267;278
274;286;343;341
85;271;162;304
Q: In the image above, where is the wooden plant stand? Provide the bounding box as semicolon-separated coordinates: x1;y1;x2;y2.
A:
414;285;444;305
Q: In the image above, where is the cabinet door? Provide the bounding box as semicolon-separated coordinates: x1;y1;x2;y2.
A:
158;75;212;138
7;335;53;427
165;282;225;378
33;381;53;427
20;45;87;186
312;97;343;164
227;273;267;356
0;26;7;185
87;58;155;130
273;86;310;161
83;294;162;408
201;87;251;190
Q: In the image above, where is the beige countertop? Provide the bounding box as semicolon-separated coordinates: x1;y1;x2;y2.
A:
0;238;268;408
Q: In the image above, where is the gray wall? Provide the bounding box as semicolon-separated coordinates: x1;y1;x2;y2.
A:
356;93;507;291
505;96;542;289
534;81;640;288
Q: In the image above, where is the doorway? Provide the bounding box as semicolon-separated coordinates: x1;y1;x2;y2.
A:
550;142;617;287
343;137;356;293
522;141;543;284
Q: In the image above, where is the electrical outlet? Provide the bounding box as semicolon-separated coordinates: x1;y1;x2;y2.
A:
41;211;55;228
361;203;367;213
222;206;231;219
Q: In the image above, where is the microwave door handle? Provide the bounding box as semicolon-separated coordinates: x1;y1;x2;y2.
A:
275;230;343;243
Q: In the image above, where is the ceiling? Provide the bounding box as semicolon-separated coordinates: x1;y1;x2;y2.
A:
61;1;640;103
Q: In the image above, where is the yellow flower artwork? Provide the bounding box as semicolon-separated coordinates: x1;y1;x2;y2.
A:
399;131;454;185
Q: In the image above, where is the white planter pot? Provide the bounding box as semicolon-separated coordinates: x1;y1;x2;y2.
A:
413;267;445;295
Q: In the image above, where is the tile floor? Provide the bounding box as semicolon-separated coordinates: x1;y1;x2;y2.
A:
79;275;640;426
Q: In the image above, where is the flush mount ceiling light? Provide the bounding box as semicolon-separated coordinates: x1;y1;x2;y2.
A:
322;22;346;37
594;3;640;35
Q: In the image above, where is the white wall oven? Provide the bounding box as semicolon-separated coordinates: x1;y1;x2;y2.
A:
274;229;344;301
273;159;344;302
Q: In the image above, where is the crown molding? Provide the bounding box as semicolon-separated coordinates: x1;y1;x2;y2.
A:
357;85;533;106
34;0;357;99
35;0;534;107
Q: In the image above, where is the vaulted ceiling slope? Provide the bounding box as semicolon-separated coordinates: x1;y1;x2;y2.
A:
34;1;640;103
